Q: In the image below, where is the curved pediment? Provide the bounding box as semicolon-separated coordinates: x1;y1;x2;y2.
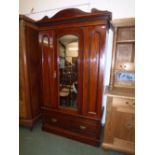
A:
52;8;90;19
37;8;112;25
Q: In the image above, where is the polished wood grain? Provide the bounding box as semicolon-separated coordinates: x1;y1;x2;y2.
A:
43;112;100;138
25;25;41;117
42;109;102;146
19;19;28;118
19;16;41;129
43;123;100;146
37;8;111;26
38;19;110;31
20;8;111;143
39;32;52;108
37;8;111;145
82;26;107;118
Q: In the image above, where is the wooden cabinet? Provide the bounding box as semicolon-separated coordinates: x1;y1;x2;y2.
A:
102;18;135;154
110;18;135;89
37;8;112;146
103;87;135;154
19;16;41;129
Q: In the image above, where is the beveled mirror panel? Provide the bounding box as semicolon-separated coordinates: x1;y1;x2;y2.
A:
58;35;79;109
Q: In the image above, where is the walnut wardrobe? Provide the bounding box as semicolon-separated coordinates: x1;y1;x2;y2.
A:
19;8;112;146
19;15;41;129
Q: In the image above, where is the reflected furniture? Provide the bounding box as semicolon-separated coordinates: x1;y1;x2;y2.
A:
37;8;112;146
102;18;135;154
19;16;41;129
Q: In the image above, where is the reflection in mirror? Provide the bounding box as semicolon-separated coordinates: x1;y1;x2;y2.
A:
58;35;79;109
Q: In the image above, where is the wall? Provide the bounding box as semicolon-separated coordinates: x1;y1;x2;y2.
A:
19;0;134;124
19;0;135;20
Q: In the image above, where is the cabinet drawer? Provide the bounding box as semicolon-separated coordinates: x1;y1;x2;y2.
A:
43;114;100;138
114;71;135;89
69;119;100;138
118;27;135;41
112;97;135;142
115;62;135;71
43;114;62;129
112;98;135;110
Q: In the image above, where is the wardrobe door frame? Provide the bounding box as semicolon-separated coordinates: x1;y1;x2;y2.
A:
39;30;58;109
82;25;107;119
54;28;84;115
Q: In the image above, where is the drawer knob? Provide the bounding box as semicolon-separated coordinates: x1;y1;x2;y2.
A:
51;118;57;123
80;126;86;130
133;102;135;105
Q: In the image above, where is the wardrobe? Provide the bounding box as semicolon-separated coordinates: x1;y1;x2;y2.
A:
19;15;41;129
19;8;112;145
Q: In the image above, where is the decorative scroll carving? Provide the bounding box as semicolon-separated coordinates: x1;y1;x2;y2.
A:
37;8;112;24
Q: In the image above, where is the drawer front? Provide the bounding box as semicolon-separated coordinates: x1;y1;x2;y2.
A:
112;98;135;114
118;27;135;41
115;62;135;71
111;97;135;143
43;114;62;128
68;119;100;138
113;98;135;106
43;113;100;138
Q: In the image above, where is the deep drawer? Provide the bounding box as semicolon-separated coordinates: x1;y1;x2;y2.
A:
43;113;101;138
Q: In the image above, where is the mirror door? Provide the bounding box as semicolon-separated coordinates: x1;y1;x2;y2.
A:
58;34;79;109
